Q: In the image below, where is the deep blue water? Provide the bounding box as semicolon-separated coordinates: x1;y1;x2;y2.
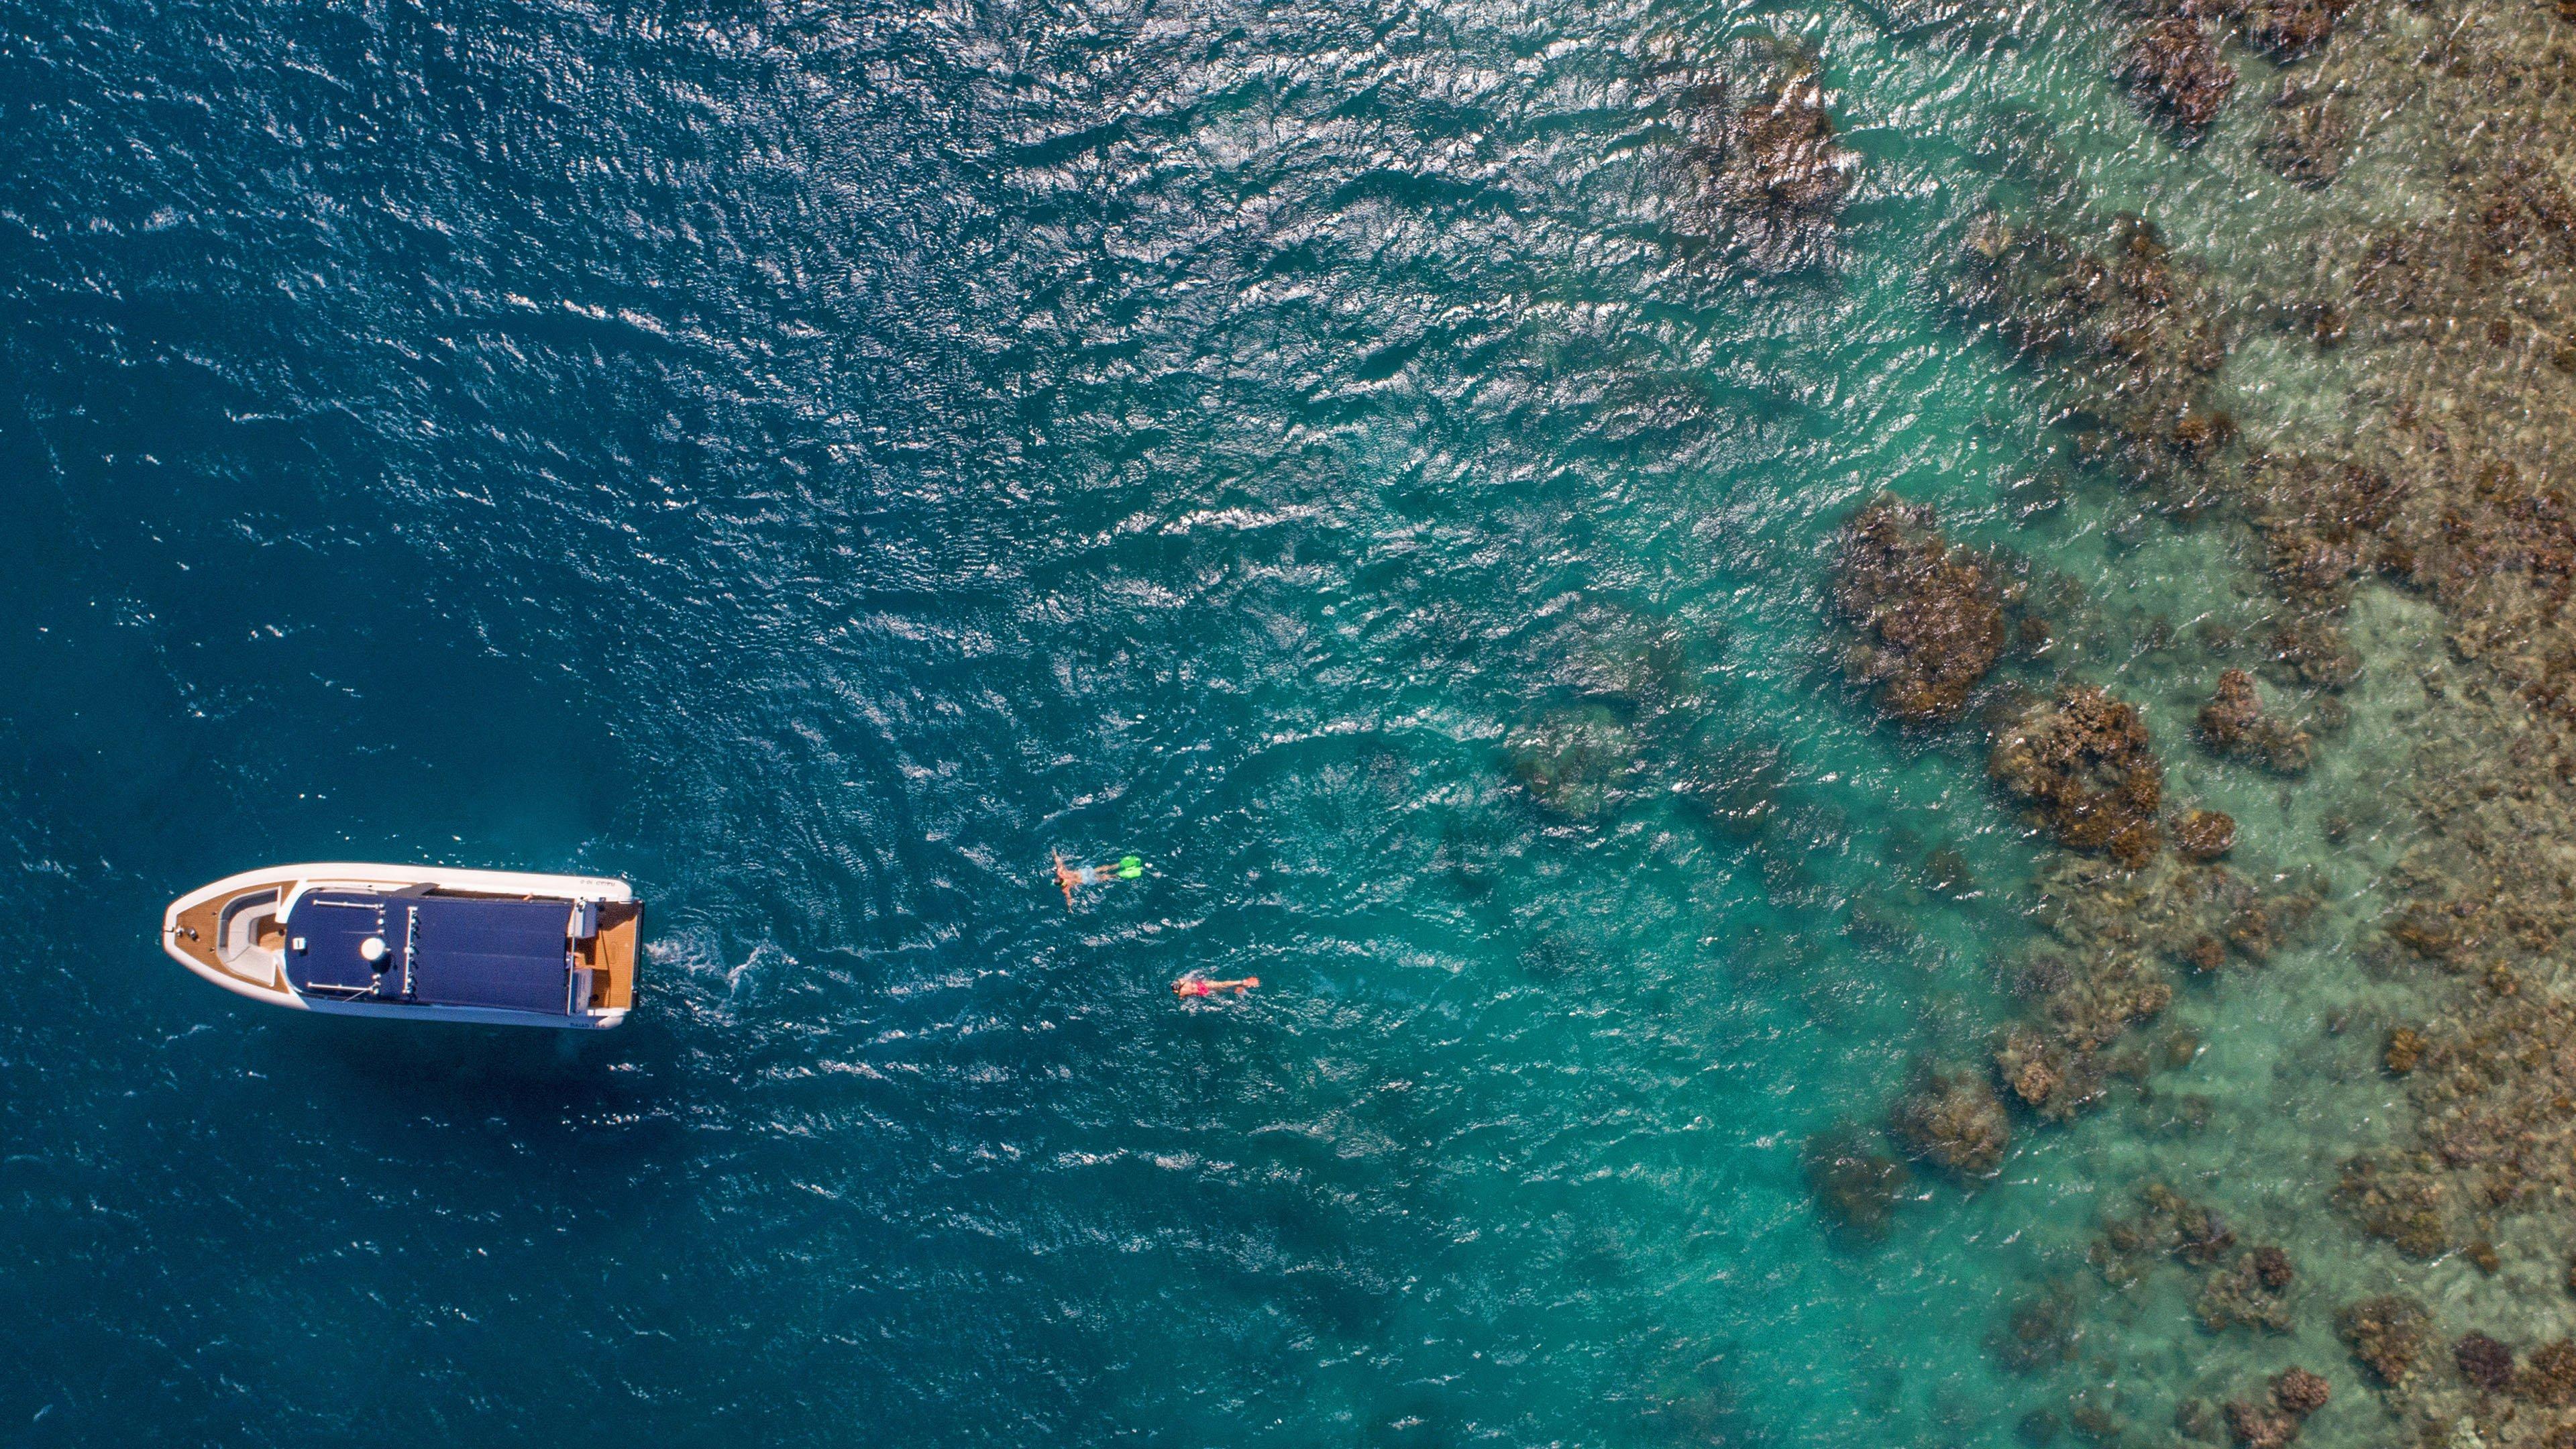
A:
0;0;2343;1442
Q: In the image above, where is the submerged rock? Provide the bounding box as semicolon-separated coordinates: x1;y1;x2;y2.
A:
2385;1026;2424;1074
1727;79;1857;221
2258;82;2352;188
2457;1332;2515;1392
2121;19;2237;138
1988;1282;2082;1375
2222;1398;2300;1449
1832;496;2008;722
2270;1366;2330;1415
2339;1295;2431;1385
1507;705;1641;818
2522;1339;2576;1405
1890;1068;2011;1177
2198;669;2315;773
2174;809;2238;862
1803;1125;1912;1241
1991;685;2165;867
1682;71;1858;272
2240;0;2350;62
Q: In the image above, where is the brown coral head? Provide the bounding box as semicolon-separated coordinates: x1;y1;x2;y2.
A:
1990;684;2165;862
2222;1398;2299;1449
2268;1366;2329;1416
2173;808;2237;862
1832;496;2006;723
1888;1068;2012;1179
2523;1340;2576;1405
2121;18;2237;136
2457;1332;2515;1392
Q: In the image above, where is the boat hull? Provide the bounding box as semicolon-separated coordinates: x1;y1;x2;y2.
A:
162;863;638;1030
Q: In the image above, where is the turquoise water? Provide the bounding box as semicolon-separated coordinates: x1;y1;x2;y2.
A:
0;0;2444;1442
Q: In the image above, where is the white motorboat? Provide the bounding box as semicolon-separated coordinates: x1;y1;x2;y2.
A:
162;863;641;1030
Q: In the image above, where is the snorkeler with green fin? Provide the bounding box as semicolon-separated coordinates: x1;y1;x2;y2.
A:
1053;851;1143;908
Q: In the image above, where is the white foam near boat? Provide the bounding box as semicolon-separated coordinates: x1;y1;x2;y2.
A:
162;863;641;1030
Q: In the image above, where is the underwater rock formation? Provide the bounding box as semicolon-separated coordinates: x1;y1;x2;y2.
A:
1680;68;1857;272
2238;0;2351;62
1889;1068;2011;1177
2223;1364;2329;1449
2339;1295;2431;1385
2093;1181;2239;1289
2269;1366;2329;1415
1725;79;1855;221
2257;79;2351;188
2458;1332;2516;1392
2523;1340;2576;1405
2120;19;2236;138
1988;1281;2082;1375
1507;705;1642;819
2173;808;2237;862
2335;1154;2453;1259
2198;669;2314;774
1831;496;2008;722
1967;216;2231;499
1803;1125;1912;1241
2194;1247;2296;1333
1990;685;2165;867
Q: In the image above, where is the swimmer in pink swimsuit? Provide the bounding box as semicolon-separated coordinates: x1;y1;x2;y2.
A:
1173;974;1259;1000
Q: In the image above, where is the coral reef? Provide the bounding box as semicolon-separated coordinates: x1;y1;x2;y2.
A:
1679;64;1857;272
1964;215;2233;501
1990;685;2166;867
1989;1281;2083;1375
2339;1296;2430;1386
2459;1332;2517;1391
2092;1181;2240;1291
2238;0;2351;62
2222;1365;2329;1449
2334;1153;2453;1259
2256;79;2351;189
1938;6;2576;1439
2383;1026;2423;1075
2172;808;2237;862
2194;1247;2296;1333
2197;669;2314;774
2269;1367;2329;1416
2526;1340;2576;1405
1722;79;1855;222
1831;496;2009;722
1507;705;1641;818
2120;19;2236;138
1803;1125;1911;1241
1889;1068;2011;1177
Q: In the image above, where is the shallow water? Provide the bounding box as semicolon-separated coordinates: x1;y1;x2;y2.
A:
0;0;2528;1442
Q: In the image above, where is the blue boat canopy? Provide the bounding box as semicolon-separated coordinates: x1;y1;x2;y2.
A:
284;890;577;1014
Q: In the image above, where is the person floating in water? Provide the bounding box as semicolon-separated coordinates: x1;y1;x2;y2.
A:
1053;851;1144;908
1173;973;1258;1000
